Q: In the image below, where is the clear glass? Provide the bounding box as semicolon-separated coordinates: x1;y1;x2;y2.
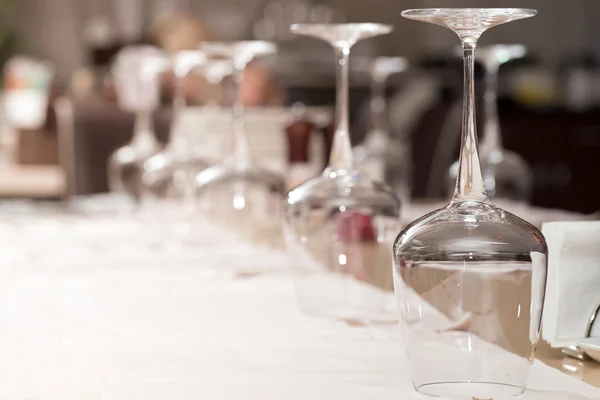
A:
108;47;167;204
200;58;236;159
141;50;211;219
353;56;412;205
394;9;547;399
448;44;533;203
193;41;285;247
108;111;163;204
284;24;401;324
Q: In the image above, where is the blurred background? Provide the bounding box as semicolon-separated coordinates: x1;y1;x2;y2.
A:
1;0;599;214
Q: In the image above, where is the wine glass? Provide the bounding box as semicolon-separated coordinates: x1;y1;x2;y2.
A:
353;56;412;205
194;41;285;247
141;50;210;218
284;24;401;324
108;46;169;204
448;44;533;203
202;58;235;104
394;9;547;399
198;56;235;158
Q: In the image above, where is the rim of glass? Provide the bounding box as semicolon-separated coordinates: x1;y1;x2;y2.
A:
401;8;537;17
172;49;206;60
171;51;206;73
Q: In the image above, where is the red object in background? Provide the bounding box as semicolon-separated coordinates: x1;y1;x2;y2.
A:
285;119;313;164
335;211;376;243
4;75;26;90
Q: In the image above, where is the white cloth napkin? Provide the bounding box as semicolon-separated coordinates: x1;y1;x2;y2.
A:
542;221;600;347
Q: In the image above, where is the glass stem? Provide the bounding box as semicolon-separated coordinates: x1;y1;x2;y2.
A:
369;75;388;135
170;69;187;148
453;42;488;203
328;45;353;172
173;68;197;208
231;58;251;167
132;110;155;149
173;69;187;114
480;61;502;155
211;77;227;157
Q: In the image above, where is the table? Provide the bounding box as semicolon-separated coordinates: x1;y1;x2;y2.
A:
0;165;65;198
538;341;600;388
0;196;596;399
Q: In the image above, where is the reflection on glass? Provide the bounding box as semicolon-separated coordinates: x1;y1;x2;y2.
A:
354;56;411;204
284;24;401;324
448;44;533;202
394;9;547;399
194;41;285;247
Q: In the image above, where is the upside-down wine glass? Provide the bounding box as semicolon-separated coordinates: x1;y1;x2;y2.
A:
394;9;547;400
194;41;285;247
284;24;401;324
353;56;412;205
448;44;533;203
108;46;168;205
142;50;210;220
198;56;235;158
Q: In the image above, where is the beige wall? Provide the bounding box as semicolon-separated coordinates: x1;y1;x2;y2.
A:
10;0;599;81
417;0;587;62
12;0;83;82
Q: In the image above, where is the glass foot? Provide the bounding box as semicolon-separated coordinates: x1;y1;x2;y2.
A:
290;23;392;47
200;41;276;61
402;9;536;41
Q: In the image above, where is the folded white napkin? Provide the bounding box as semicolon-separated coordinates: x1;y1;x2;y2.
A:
542;221;600;347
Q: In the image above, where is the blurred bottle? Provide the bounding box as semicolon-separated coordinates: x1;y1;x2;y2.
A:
561;54;600;112
510;65;560;109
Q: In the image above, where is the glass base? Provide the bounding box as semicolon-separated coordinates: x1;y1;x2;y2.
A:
416;381;525;399
447;150;533;203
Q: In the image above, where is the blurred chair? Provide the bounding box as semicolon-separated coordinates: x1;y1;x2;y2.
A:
13;85;62;166
8;86;66;199
54;98;172;197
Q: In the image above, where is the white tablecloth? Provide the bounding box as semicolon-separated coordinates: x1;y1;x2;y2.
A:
0;196;597;399
403;199;592;229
